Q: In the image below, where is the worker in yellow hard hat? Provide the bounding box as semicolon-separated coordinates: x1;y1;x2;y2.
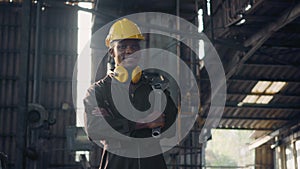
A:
105;18;145;83
105;18;145;48
83;18;178;169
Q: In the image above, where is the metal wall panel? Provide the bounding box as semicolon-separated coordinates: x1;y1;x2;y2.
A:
0;2;80;168
0;3;21;168
255;144;274;169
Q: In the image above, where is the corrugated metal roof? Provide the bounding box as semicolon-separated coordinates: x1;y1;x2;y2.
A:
201;0;300;133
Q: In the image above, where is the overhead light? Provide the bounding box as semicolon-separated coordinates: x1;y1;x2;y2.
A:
78;2;93;9
265;81;286;94
256;95;273;104
206;0;211;16
198;40;205;60
245;4;252;11
237;102;244;106
236;19;246;26
242;95;273;104
251;81;271;93
240;81;285;105
242;95;259;103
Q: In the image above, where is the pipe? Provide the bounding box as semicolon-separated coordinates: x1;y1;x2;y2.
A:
33;0;43;103
17;0;31;168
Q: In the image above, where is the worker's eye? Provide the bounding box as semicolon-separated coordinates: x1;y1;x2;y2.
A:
130;44;140;51
117;44;140;51
117;45;127;50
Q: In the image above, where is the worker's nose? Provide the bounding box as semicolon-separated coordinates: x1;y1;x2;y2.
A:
123;44;140;53
125;46;134;54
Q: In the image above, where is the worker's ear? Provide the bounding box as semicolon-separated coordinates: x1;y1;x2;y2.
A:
108;48;114;58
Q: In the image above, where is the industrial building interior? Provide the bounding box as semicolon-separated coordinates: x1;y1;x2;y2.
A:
0;0;300;168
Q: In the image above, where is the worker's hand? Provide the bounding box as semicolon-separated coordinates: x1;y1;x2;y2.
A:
136;111;165;129
146;112;165;129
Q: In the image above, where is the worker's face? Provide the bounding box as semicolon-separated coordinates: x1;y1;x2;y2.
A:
109;39;141;69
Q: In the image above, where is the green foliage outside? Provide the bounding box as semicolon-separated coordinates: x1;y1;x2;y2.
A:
205;129;255;169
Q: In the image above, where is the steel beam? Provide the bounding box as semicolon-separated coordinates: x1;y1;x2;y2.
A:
225;102;300;111
241;63;299;69
217;126;275;130
244;2;300;47
224;2;300;82
204;116;290;121
229;75;300;83
200;76;300;83
248;120;300;149
263;40;300;49
33;0;43;103
226;92;300;99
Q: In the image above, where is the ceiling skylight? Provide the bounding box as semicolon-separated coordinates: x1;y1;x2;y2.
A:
256;95;274;104
240;81;287;105
265;82;286;94
242;95;259;103
251;81;271;93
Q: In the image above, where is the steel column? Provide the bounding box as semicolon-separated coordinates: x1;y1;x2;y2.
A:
16;0;31;168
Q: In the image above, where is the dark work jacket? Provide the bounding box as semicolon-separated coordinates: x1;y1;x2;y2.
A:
84;74;178;169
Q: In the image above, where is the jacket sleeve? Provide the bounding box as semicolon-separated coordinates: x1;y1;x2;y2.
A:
161;89;178;137
130;89;178;138
83;83;133;142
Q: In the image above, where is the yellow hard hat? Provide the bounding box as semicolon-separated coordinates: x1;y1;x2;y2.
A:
105;18;145;47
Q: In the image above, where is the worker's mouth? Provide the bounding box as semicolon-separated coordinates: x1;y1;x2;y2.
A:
125;56;138;62
124;54;139;61
121;55;139;67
